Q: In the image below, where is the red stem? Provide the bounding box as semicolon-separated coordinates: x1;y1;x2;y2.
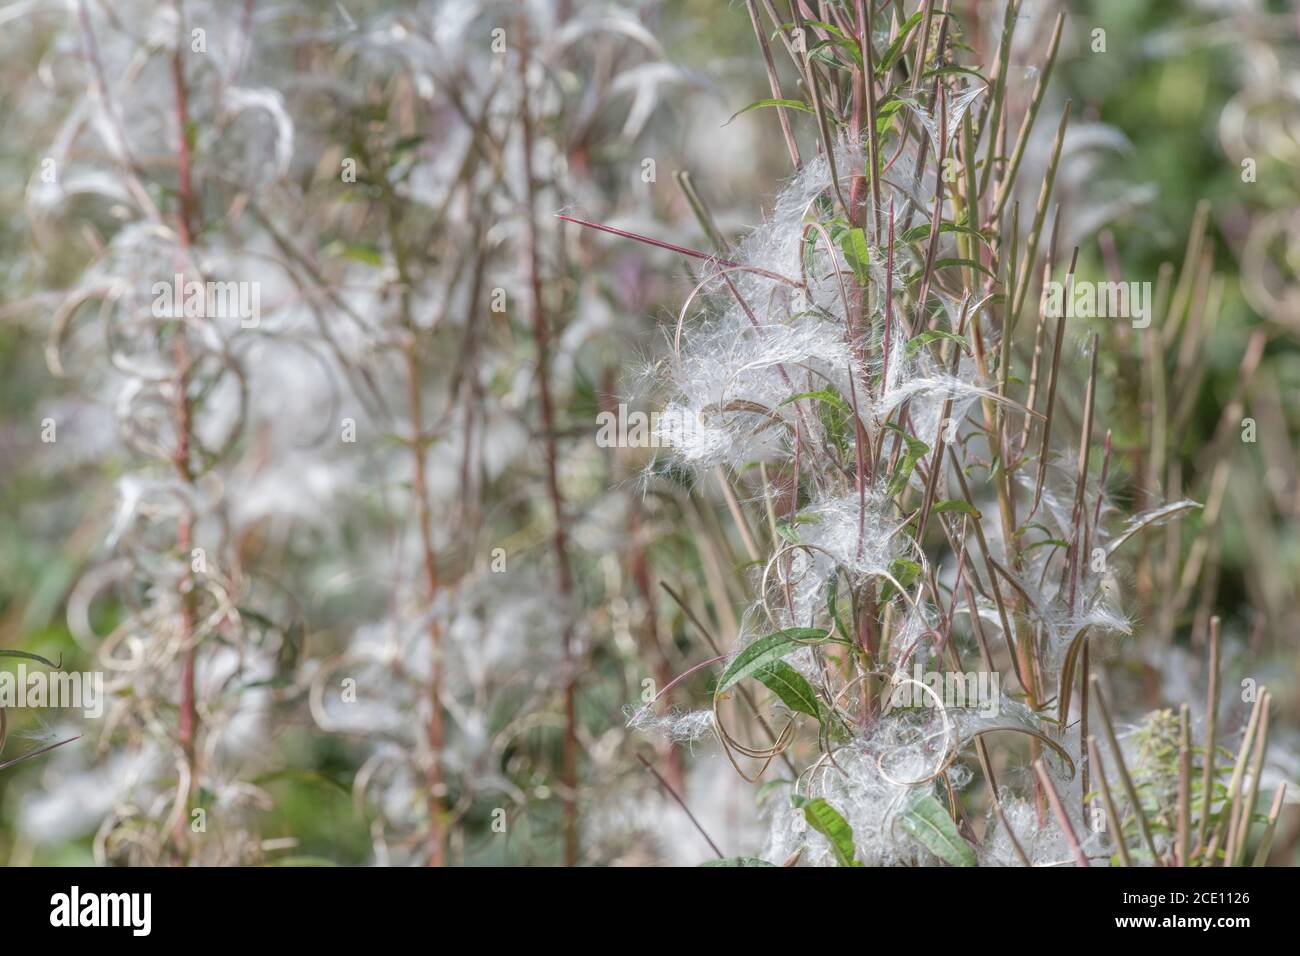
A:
170;17;199;862
522;26;579;866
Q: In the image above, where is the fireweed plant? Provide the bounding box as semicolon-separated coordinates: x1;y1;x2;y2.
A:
297;2;705;865
21;0;301;863
9;0;703;865
605;1;1286;866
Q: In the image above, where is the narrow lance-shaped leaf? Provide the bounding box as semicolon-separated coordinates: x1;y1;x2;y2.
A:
779;388;850;413
724;98;815;127
792;795;862;867
715;628;832;695
754;661;822;721
931;499;981;519
876;11;924;77
879;558;922;605
885;427;930;498
900;794;978;866
906;330;971;356
900;222;988;246
839;227;871;283
825;574;851;642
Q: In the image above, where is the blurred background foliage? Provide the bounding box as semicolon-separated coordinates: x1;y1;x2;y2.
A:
0;0;1296;864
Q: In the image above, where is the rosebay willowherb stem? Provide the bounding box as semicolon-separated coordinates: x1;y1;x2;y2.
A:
520;21;579;866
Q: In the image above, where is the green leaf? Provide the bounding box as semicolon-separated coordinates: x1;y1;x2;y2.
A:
1056;625;1092;728
725;98;814;127
1015;521;1057;538
775;513;823;544
754;661;822;720
931;499;980;519
900;221;990;246
325;240;384;266
884;425;930;497
783;388;853;459
826;575;851;643
800;19;846;39
874;97;905;137
792;796;862;867
808;37;862;68
888;558;921;588
876;11;924;77
779;388;849;414
900;794;977;866
933;257;996;279
715;628;831;695
905;330;970;355
699;857;777;867
839;227;872;283
879;557;921;604
1022;536;1068;554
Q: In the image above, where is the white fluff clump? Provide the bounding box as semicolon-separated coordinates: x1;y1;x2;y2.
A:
624;706;715;744
649;146;900;478
979;791;1103;867
309;567;566;861
658;315;859;470
634;108;1187;866
761;727;973;868
771;490;908;628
